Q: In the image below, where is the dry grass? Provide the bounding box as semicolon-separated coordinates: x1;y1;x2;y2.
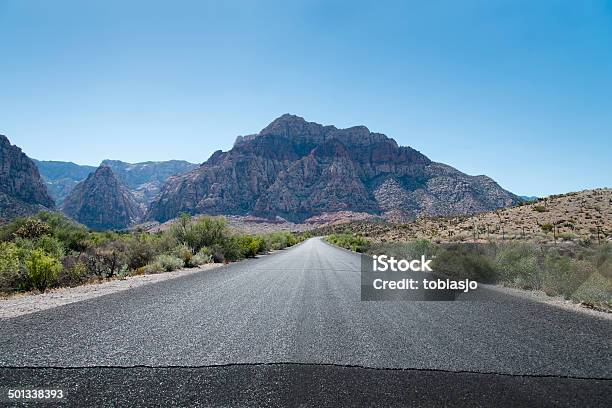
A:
314;188;611;245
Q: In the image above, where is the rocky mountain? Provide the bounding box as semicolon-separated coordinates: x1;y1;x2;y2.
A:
33;160;96;205
148;114;520;223
101;160;198;205
35;159;197;205
60;165;144;230
0;135;54;220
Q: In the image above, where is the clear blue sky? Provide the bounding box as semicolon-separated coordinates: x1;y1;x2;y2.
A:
1;0;611;196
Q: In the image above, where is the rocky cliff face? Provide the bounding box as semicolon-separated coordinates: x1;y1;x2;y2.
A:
0;135;54;220
148;114;520;223
101;160;198;205
60;166;143;230
35;159;197;205
33;160;96;205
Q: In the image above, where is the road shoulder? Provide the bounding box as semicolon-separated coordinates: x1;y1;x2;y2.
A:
0;264;223;319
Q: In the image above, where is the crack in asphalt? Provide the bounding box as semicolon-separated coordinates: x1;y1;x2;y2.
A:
2;362;611;381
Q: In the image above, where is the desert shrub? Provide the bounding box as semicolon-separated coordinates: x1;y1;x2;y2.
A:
34;235;65;259
208;244;226;263
0;217;24;242
150;232;179;255
124;234;158;270
37;211;89;252
237;235;266;258
540;223;553;233
570;271;611;310
152;254;184;272
557;232;577;241
221;237;243;261
265;231;298;250
0;242;22;291
495;243;541;289
169;213;191;246
191;250;213;266
116;264;130;278
542;254;593;299
87;231;122;247
83;241;129;279
13;218;52;239
144;262;164;274
172;214;229;253
10;237;36;259
326;233;369;253
24;249;61;291
533;205;547;213
58;255;89;287
173;244;194;267
433;244;497;283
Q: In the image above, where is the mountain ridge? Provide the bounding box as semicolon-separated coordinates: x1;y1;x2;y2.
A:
35;159;197;205
60;165;144;230
148;114;520;223
0;135;54;220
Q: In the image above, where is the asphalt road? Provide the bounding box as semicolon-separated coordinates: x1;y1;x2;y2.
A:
0;237;610;406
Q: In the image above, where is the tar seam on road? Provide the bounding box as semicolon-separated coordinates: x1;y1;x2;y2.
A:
2;362;611;381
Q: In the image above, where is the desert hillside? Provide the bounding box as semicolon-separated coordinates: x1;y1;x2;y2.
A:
316;188;611;244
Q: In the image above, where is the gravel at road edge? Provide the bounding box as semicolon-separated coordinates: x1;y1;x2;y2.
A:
0;264;222;319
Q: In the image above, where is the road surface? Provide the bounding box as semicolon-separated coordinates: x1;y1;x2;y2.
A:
1;238;610;406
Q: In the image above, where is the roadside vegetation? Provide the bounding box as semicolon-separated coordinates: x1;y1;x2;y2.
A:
326;232;611;311
0;212;302;294
325;233;369;253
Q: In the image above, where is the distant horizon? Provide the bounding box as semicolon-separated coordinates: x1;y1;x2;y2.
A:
2;1;611;197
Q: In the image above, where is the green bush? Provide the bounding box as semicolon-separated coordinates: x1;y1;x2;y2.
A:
143;262;164;274
433;245;497;283
326;233;369;253
24;249;61;291
172;214;229;253
124;234;158;270
237;235;266;258
265;231;298;250
152;254;184;272
191;250;213;266
542;255;593;299
0;242;22;291
495;243;541;289
571;271;611;310
13;218;52;239
38;211;89;252
540;223;553;233
83;241;129;279
208;244;226;263
58;255;89;287
173;244;194;267
221;238;243;262
594;243;611;279
34;235;65;259
533;205;547;213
